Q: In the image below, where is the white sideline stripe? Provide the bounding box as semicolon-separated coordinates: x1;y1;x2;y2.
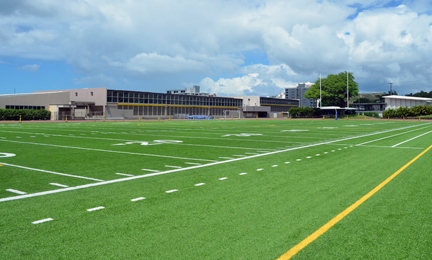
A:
239;172;247;175
131;197;145;201
116;173;134;177
392;130;432;147
356;125;432;146
165;189;178;193
0;139;217;162
6;189;26;195
32;218;53;224
185;162;201;165
0;162;104;182
49;183;69;188
194;183;205;186
2;123;431;203
164;165;182;169
142;169;160;172
219;177;228;180
87;206;104;212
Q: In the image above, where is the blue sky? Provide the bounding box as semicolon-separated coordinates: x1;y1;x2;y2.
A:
1;0;432;97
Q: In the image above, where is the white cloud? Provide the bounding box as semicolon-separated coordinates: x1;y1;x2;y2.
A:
1;0;432;95
19;64;40;72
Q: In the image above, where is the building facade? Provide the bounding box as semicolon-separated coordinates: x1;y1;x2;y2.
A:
285;82;317;108
0;87;299;120
384;95;432;109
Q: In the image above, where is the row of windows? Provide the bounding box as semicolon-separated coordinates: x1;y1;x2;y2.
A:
107;90;242;107
260;97;299;106
118;105;238;116
5;105;45;110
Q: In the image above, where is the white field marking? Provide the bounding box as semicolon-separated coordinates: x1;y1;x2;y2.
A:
357;145;424;149
316;154;320;156
257;151;270;153
2;123;430;203
344;147;348;149
49;183;69;188
164;165;182;169
87;206;104;212
165;189;178;193
131;197;145;201
245;153;258;155
219;157;234;160
30;136;36;138
285;162;290;164
232;155;246;157
0;139;217;162
142;169;160;172
6;189;26;195
350;145;353;147
115;173;134;177
331;150;335;152
281;130;309;132
272;165;278;167
296;159;302;161
219;177;228;180
319;127;339;129
239;172;247;175
324;152;328;154
185;162;201;165
344;125;357;127
177;143;278;151
338;148;342;150
257;168;263;171
222;133;263;137
0;153;15;158
194;183;205;186
356;125;432;146
306;156;312;159
392;130;432;147
32;218;53;224
0;162;104;182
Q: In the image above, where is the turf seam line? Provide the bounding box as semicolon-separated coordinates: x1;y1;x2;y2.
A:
277;143;432;260
1;123;430;203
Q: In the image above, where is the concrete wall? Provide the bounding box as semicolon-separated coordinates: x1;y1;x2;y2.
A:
34;88;107;106
0;92;70;109
384;96;432;109
105;104;133;118
235;96;260;107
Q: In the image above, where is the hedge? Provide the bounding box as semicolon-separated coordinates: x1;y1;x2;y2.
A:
0;109;51;120
382;105;432;118
289;107;321;118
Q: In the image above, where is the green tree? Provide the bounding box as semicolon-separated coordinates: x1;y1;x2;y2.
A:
305;72;359;107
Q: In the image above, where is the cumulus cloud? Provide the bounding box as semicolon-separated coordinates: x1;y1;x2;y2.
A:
19;64;40;72
1;0;432;94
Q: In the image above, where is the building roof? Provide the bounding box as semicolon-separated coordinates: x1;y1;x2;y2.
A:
383;95;432;101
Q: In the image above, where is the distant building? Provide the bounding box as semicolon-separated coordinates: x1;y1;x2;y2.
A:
384;95;432;109
285;82;317;107
166;85;211;96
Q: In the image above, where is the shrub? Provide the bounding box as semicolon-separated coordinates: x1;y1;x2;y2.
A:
364;112;380;118
0;109;51;120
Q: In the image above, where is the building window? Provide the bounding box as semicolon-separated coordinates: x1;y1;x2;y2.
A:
75;92;78;96
91;92;93;96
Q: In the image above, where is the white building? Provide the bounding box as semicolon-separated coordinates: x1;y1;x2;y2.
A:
166;85;211;96
384;95;432;109
285;82;317;107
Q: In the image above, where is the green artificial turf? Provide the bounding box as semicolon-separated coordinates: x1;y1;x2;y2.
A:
0;119;431;259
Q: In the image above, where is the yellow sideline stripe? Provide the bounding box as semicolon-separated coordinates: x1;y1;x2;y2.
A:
278;143;432;260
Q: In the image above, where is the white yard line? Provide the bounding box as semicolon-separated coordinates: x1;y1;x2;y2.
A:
1;123;431;203
185;162;201;165
356;125;432;146
49;183;69;188
164;165;182;169
131;197;145;201
115;173;134;177
0;162;104;182
87;206;104;212
165;189;178;193
391;130;432;147
0;139;217;162
194;183;205;186
6;189;26;195
142;169;160;172
32;218;53;224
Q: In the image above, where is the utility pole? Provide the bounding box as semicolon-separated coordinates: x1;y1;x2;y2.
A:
388;83;393;95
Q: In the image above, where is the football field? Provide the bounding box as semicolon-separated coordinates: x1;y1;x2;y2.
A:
0;119;431;259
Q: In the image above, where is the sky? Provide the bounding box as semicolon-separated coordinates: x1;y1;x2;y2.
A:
1;0;432;97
